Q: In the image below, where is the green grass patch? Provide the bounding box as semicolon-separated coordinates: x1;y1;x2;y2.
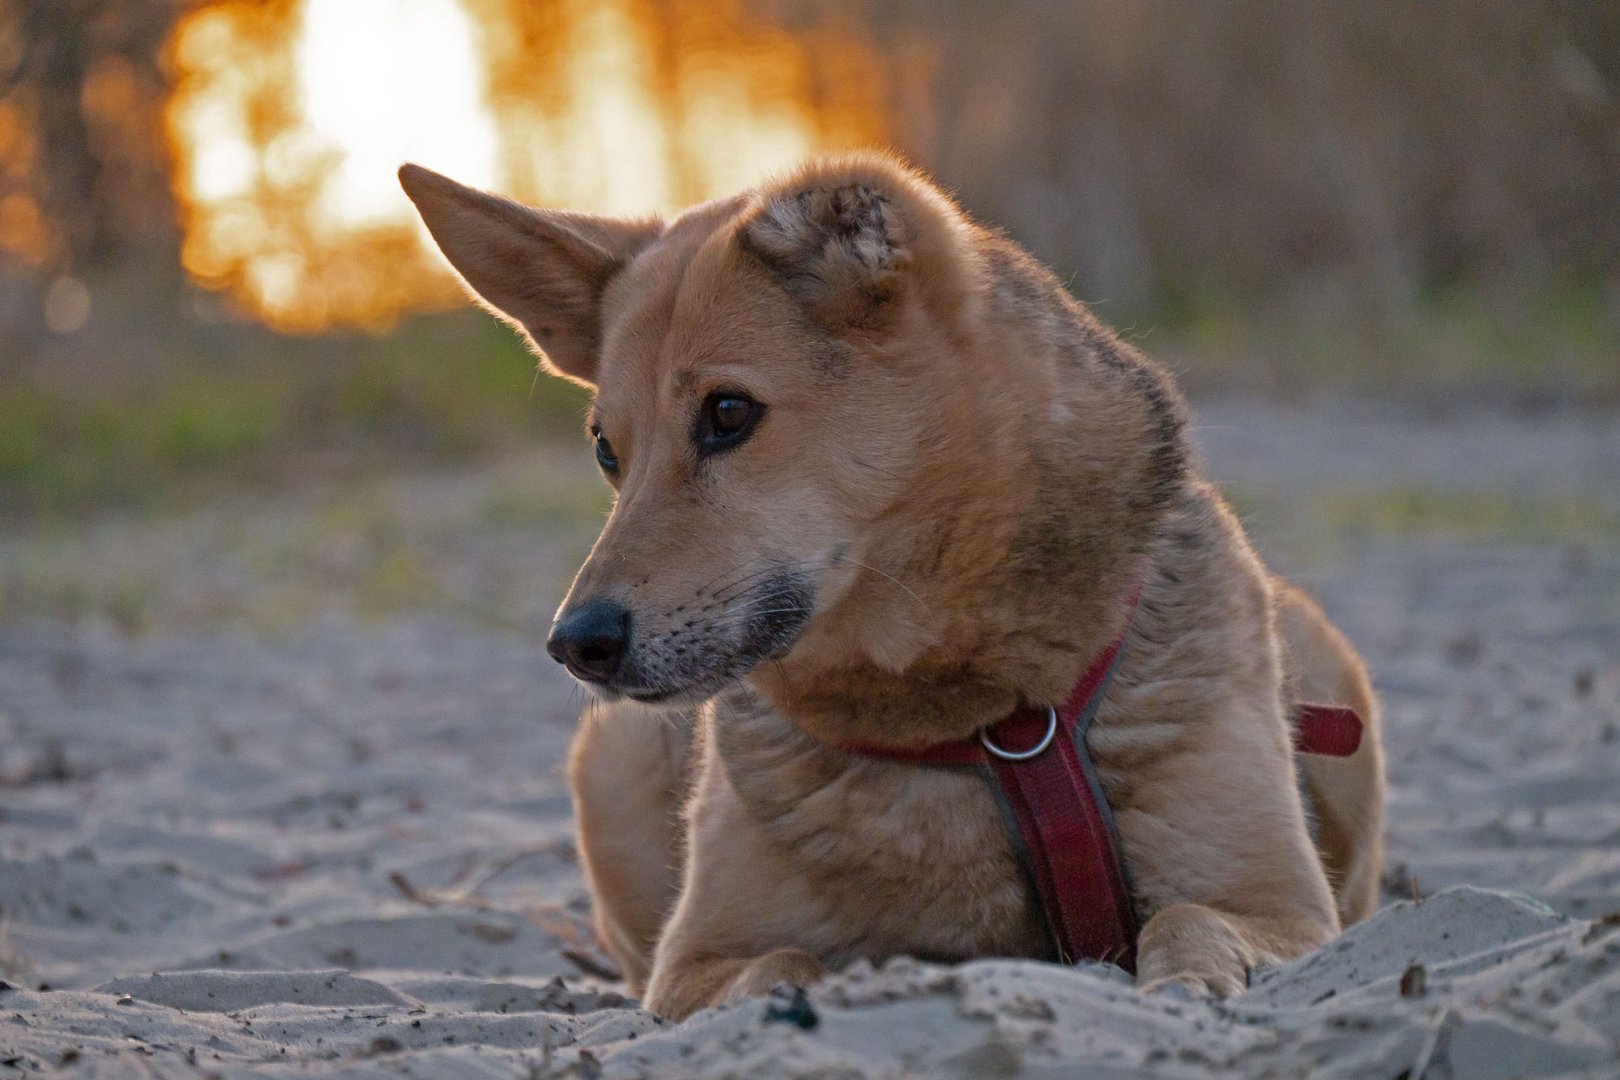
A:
1140;285;1620;401
0;311;588;520
3;284;1612;524
353;546;444;620
1317;488;1620;543
1224;481;1620;562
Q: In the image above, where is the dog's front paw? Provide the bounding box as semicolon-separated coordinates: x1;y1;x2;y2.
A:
1134;904;1252;1000
1138;968;1244;1000
645;949;827;1020
723;948;825;1004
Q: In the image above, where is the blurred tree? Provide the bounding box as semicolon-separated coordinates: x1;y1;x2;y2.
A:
785;0;1620;322
0;0;185;278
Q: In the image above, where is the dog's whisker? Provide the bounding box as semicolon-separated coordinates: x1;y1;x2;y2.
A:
711;566;792;606
837;558;931;615
712;591;815;625
716;606;813;627
711;588;801;621
698;558;775;599
715;588;805;614
769;658;798;711
708;574;781;610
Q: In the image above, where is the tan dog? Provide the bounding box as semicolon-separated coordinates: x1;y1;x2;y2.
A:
400;153;1385;1020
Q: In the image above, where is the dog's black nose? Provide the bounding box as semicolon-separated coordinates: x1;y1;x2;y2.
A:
547;601;631;684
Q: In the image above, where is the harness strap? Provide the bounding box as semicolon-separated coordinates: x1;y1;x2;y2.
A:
840;579;1145;968
982;633;1137;967
837;576;1364;971
1293;703;1363;757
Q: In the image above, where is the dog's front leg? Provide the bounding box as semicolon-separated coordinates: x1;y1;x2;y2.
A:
641;738;831;1020
1105;700;1343;998
567;700;693;996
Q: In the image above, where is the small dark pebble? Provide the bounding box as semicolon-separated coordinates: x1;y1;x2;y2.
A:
1399;964;1426;998
763;986;820;1031
1573;668;1594;697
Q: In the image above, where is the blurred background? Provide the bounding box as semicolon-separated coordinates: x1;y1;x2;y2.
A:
0;0;1616;632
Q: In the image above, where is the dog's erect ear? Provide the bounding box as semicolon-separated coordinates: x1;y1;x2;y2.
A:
399;164;660;385
739;180;914;330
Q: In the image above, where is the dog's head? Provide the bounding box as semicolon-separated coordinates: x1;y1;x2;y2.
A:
404;154;1185;730
402;154;988;706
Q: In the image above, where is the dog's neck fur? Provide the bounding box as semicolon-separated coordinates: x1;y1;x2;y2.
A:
749;238;1190;748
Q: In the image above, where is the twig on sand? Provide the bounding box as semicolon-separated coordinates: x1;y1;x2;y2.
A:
562;949;621;981
387;860;624;982
457;843;572;900
387;842;573;910
387;871;441;907
527;905;623;982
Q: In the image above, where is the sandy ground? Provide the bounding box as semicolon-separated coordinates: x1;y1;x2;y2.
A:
1;394;1618;1077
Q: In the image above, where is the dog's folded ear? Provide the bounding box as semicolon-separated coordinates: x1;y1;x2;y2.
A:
738;155;968;332
399;164;660;385
740;183;909;329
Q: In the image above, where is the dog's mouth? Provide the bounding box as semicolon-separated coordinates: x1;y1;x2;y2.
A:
563;567;817;706
622;686;687;705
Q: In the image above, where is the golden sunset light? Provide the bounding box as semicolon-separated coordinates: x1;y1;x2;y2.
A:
295;0;499;227
162;0;887;332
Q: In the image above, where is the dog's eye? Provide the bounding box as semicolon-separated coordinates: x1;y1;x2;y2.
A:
697;392;763;454
710;396;752;435
592;429;619;475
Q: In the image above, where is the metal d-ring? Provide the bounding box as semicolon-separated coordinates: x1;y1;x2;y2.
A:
979;705;1059;761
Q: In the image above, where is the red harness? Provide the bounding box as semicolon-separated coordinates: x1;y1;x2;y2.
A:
838;588;1363;971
